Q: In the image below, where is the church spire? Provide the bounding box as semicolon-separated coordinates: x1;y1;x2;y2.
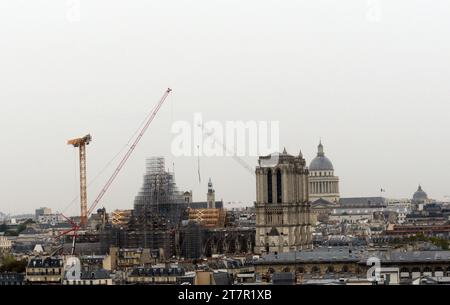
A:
208;177;213;192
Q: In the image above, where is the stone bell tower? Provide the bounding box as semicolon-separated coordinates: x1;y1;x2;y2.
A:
207;178;215;208
254;148;312;254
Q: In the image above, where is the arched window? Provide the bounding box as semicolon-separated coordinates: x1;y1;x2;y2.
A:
296;267;305;274
276;169;282;203
423;267;432;273
412;267;421;273
267;169;273;203
400;267;409;273
326;266;334;273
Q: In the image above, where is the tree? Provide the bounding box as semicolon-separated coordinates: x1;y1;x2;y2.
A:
4;230;18;236
0;255;27;273
0;223;7;232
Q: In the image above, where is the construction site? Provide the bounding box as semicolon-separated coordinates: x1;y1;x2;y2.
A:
53;88;255;260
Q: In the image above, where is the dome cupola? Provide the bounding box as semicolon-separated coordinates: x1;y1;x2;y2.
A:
309;141;334;171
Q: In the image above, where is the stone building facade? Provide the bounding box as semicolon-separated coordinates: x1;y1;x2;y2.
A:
254;148;312;254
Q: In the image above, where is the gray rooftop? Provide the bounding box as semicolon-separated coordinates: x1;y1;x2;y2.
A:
189;201;223;209
256;247;366;264
375;251;450;263
339;197;386;207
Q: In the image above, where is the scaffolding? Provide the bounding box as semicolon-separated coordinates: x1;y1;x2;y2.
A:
100;157;188;258
134;157;184;217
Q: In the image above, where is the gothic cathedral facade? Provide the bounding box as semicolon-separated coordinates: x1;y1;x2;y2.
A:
255;149;312;254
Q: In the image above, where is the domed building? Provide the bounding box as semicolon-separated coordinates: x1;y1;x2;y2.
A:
412;185;429;204
308;141;340;203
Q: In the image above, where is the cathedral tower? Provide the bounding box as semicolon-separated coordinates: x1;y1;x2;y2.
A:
255;148;312;254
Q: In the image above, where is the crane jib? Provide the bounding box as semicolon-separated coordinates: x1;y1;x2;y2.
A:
87;88;172;216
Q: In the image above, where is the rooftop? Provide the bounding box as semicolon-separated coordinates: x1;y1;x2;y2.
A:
255;247;366;264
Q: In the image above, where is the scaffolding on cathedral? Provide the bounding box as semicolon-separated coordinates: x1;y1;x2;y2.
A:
133;157;185;220
99;157;187;259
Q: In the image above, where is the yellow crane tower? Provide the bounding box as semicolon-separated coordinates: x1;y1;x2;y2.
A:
67;134;92;228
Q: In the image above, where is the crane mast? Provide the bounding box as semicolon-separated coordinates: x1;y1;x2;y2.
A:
67;134;92;228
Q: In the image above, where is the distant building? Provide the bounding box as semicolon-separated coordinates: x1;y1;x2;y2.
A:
254;247;365;281
329;213;373;224
25;257;64;284
412;185;433;211
188;179;226;228
127;265;185;284
385;223;450;237
0;236;12;253
0;273;24;285
310;198;335;224
193;270;232;285
35;207;51;220
255;248;450;282
308;141;340;203
104;247;156;271
37;214;64;225
339;197;387;208
412;185;428;204
63;269;112;285
188;208;226;228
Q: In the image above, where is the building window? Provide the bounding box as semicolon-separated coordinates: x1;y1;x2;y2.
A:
267;169;273;203
296;267;305;274
276;169;282;203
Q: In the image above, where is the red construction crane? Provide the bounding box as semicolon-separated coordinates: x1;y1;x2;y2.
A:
57;88;172;251
87;88;172;217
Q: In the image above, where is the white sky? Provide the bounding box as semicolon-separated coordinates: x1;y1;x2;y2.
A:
1;1;450;215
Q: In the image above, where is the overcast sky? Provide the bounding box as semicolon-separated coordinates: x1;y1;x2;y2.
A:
1;1;450;215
